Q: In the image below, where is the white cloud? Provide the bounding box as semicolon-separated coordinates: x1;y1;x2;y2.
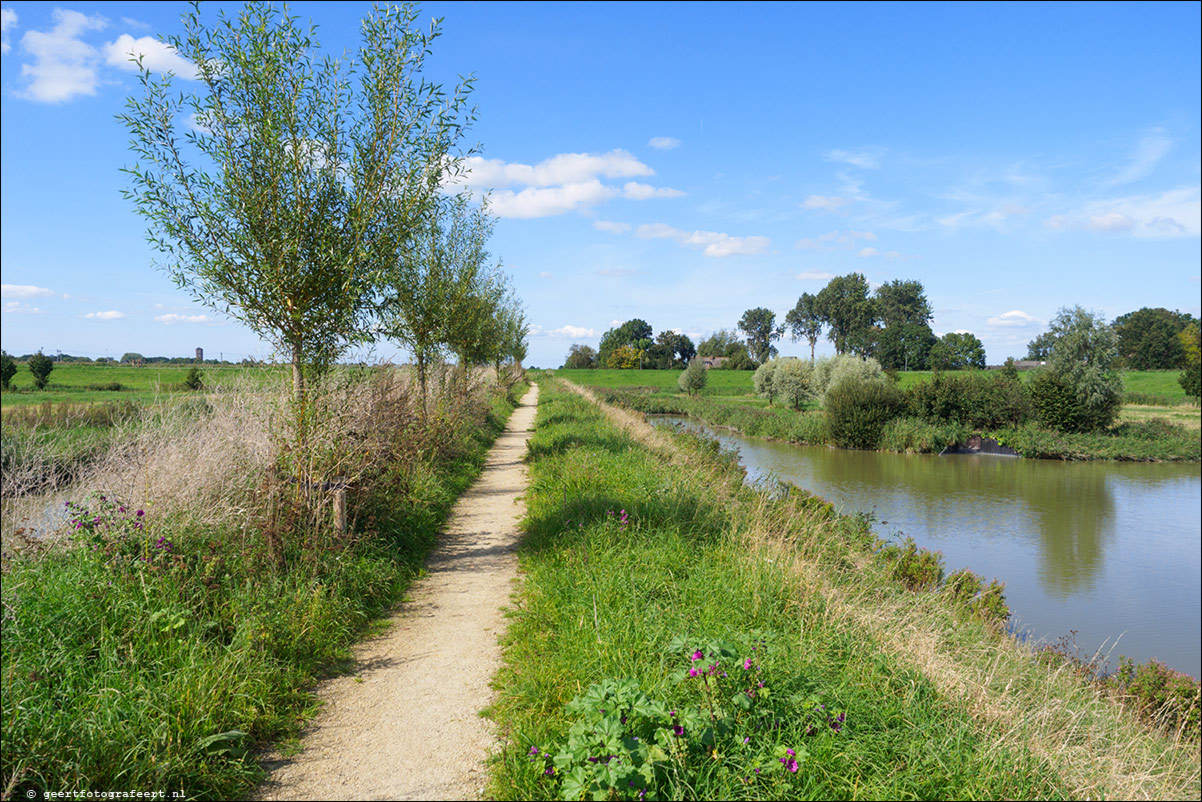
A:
104;34;197;78
1107;130;1172;186
488;180;617;219
459;149;653;189
987;310;1043;328
84;310;126;320
622;181;684;200
825;148;883;169
593;220;631;234
648;136;680;150
1046;187;1200;238
119;17;152;32
18;8;108;103
2;283;55;298
155;313;211;324
796;271;836;280
802;195;849;211
538;271;552;279
1;7;17;55
635;223;770;257
3;301;42;314
857;247;879;257
548;324;598;338
856;247;912;260
795;230;876;250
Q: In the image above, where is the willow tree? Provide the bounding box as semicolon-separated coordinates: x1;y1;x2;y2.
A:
119;1;475;403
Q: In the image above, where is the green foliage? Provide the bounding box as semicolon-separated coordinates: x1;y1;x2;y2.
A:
183;367;204;391
943;569;1010;628
816;272;876;356
1039;306;1123;432
0;350;16;389
1026;331;1055;362
1181;363;1201;399
875;322;936;371
752;360;777;404
772;358;815;410
564;344;598;370
120;2;476;397
929;332;986;370
599;320;654;367
1113;307;1193;370
878;536;944;591
606;344;644;370
677;360;707;397
738;307;784;364
1109;658;1200;742
784;292;823;361
647;331;695;370
874;279;933;328
824;378;906;449
813;354;886;401
907;370;1031;429
120;352;145;364
1180;321;1201;399
878;417;970;454
28;350;54;390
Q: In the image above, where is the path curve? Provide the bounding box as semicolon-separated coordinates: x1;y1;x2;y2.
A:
259;383;539;801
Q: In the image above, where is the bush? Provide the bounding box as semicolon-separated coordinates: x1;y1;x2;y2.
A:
1;351;16;389
823;378;905;449
773;358;815;410
879;416;969;454
1030;370;1120;433
1180;362;1201;399
943;568;1009;627
28;351;54;390
183;367;204;391
907;370;1031;430
753;360;777;404
813;354;885;402
878;536;943;591
1108;658;1200;741
677;360;707;397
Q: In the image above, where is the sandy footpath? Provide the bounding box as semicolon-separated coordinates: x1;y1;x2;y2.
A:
258;383;539;801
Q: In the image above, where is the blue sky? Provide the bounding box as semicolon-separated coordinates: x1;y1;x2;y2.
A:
2;1;1199;368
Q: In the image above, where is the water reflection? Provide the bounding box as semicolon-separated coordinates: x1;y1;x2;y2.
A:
653;415;1201;676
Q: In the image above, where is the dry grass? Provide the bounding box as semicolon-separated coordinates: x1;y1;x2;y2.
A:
1120;404;1202;430
572;378;1202;801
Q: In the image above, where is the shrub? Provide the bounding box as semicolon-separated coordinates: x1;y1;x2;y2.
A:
943;568;1009;627
677;360;707;397
1035;306;1123;432
28;350;54;390
907;370;1031;430
753;360;777;404
183;367;204;391
878;536;943;591
773;358;815;410
1;350;16;389
813;354;885;402
1029;370;1120;433
1109;658;1200;741
879;416;969;454
823;378;905;449
1181;362;1201;399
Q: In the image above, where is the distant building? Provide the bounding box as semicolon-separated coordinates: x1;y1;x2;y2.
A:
698;356;729;369
195;347;204;362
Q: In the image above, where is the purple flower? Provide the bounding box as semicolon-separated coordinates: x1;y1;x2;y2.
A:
743;736;750;744
691;650;703;661
743;658;753;670
786;748;795;757
673;724;684;736
688;667;699;678
544;767;555;776
787;759;799;773
529;746;539;755
136;510;144;517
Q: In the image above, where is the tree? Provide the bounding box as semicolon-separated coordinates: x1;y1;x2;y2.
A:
773;358;816;410
929;332;986;370
0;351;15;390
598;319;653;367
647;331;696;369
563;344;598;369
183;366;204;390
1032;306;1123;432
120;352;145;364
696;329;742;358
874;322;936;371
753;360;777;405
381;193;494;402
816;273;876;356
605;344;643;369
1179;321;1201;398
677;359;707;396
738;307;783;364
1113;307;1193;370
28;351;53;390
1026;331;1055;362
120;2;475;403
785;293;823;361
874;279;932;328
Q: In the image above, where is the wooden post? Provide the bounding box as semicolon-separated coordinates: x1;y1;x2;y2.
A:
333;487;347;535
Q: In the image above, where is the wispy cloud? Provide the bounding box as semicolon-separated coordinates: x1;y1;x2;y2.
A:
547;324;597;338
987;310;1043;328
3;301;42;314
460;150;653;189
796;271;836;281
802;195;849;211
635;223;770;257
1;7;17;55
84;310;126;320
1106;130;1172;186
795;229;876;250
17;8;108;102
593;220;631;234
1045;186;1200;238
622;181;684;200
488;180;617;219
155;313;211;324
104;34;197;79
648;136;680;150
2;283;55;298
825;147;884;169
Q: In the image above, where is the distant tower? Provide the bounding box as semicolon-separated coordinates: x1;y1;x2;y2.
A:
195;347;204;362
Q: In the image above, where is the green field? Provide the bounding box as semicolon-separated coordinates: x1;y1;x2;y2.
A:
1;364;288;408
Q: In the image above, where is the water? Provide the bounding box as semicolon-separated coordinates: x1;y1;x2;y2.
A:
652;415;1202;677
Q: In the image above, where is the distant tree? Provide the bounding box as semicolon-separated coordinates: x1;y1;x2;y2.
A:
677;358;707;396
773;358;816;410
28;350;54;390
753;360;777;405
1113;307;1193;370
696;329;742;358
1178;321;1200;398
1026;331;1055;362
816;273;876;356
646;331;694;369
598;319;653;366
738;307;783;364
874;322;936;371
120;3;475;404
0;351;16;389
183;366;204;391
721;344;757;370
1031;306;1123;432
605;343;643;369
785;292;823;361
564;343;598;369
874;279;932;328
929;332;986;370
120;352;145;364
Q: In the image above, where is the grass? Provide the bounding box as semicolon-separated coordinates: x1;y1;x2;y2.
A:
1;364;287;408
2;369;526;800
486;378;1200;800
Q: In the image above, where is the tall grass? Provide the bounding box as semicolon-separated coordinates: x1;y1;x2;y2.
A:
2;366;525;800
486;379;1199;800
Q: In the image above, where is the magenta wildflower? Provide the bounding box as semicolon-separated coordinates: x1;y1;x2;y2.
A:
743;657;753;670
691;650;703;661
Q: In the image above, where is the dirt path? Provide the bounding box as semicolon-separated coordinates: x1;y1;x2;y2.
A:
259;383;539;801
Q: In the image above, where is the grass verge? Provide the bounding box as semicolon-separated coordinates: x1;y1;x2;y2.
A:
485;378;1199;800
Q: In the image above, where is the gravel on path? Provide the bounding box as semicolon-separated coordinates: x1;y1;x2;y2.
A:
258;383;540;801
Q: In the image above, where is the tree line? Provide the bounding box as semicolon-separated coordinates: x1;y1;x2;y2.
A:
115;2;527;409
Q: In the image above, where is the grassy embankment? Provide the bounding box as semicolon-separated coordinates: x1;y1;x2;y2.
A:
2;368;525;800
486;377;1199;801
556;369;1200;461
